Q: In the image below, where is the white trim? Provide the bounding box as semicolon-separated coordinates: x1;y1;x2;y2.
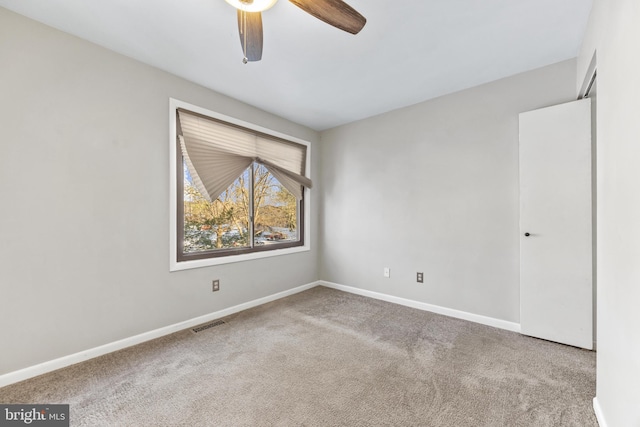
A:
593;397;607;427
319;281;521;333
578;51;597;99
0;280;523;387
168;98;312;272
0;281;321;388
171;245;311;271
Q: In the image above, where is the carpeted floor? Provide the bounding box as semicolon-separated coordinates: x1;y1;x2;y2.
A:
0;287;597;426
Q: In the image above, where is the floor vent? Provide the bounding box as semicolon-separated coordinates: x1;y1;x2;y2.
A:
192;320;226;333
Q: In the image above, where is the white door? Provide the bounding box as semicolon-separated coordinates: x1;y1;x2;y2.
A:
519;99;593;350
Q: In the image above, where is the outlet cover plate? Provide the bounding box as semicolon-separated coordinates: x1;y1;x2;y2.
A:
417;272;424;283
212;280;220;292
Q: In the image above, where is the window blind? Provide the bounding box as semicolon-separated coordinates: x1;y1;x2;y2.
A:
178;109;312;201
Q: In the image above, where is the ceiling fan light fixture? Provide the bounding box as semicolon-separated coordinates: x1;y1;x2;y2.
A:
224;0;278;13
227;0;367;62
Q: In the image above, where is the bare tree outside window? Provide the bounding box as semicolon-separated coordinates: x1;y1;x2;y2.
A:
183;162;299;256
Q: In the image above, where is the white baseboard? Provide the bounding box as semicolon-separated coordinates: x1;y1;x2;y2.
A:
1;280;522;388
0;281;320;388
319;281;521;333
593;397;607;427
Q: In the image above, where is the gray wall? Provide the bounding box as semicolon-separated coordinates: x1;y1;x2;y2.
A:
319;60;577;323
579;0;640;424
0;8;319;375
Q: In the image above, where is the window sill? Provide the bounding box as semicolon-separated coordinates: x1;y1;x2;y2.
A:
169;244;310;271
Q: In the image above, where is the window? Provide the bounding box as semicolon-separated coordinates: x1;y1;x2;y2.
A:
170;100;312;271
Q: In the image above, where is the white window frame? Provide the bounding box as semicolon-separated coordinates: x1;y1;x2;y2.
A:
169;98;311;271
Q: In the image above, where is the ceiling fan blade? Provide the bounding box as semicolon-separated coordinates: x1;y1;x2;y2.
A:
289;0;366;35
237;10;263;62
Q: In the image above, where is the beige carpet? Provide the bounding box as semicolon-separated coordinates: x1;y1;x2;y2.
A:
0;287;597;426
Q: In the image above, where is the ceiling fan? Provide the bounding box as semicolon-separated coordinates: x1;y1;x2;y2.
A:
224;0;366;63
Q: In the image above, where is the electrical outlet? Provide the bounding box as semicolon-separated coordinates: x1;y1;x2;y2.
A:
212;280;220;292
384;267;390;278
417;272;424;283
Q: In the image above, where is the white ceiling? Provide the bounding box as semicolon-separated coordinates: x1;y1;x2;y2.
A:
0;0;593;131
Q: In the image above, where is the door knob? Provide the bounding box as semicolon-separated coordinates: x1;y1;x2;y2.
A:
524;232;531;237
